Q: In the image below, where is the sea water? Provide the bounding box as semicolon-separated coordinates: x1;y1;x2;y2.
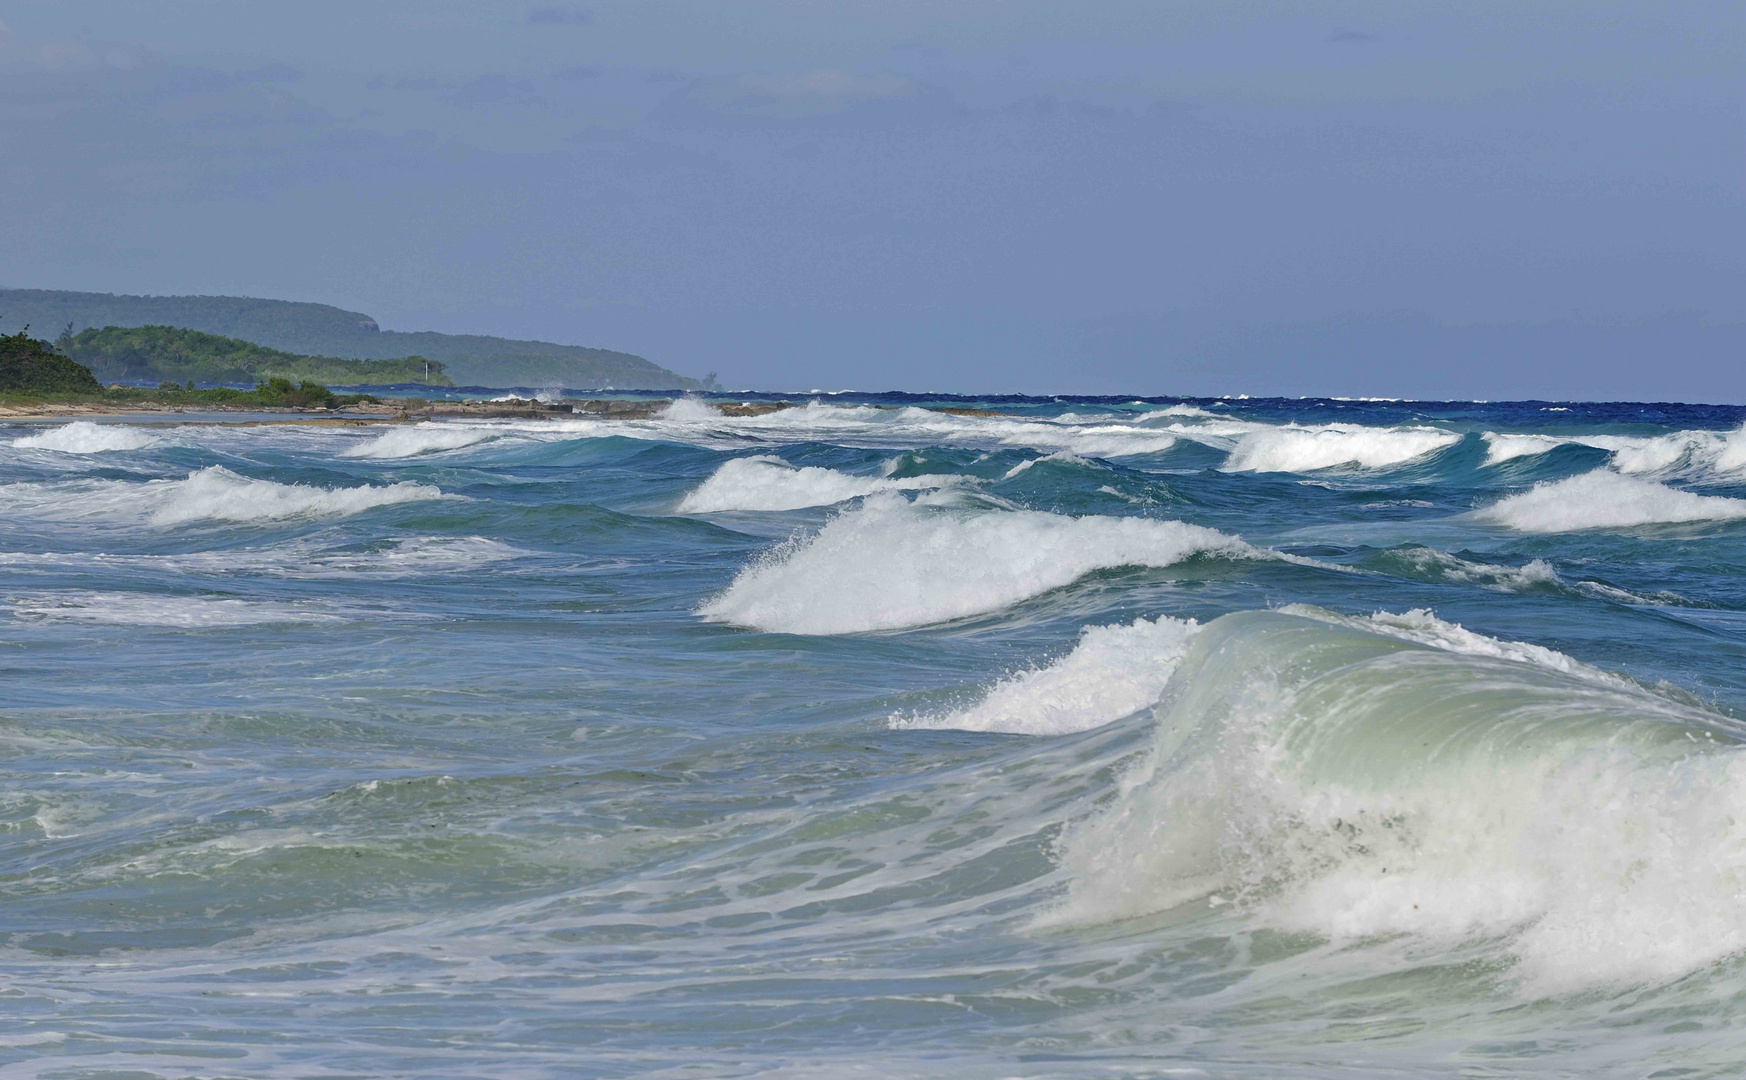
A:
2;395;1745;1077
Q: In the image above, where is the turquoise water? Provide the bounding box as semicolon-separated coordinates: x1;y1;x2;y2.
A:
2;397;1746;1077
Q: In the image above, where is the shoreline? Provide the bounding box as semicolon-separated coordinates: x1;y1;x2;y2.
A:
0;398;1003;423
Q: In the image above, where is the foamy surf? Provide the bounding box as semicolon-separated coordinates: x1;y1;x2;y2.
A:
676;456;957;513
11;421;159;454
1475;469;1746;532
699;493;1254;634
894;616;1200;734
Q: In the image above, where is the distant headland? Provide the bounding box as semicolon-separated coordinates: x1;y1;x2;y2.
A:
0;288;708;391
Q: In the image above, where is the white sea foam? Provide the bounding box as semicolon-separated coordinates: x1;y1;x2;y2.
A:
341;423;501;458
894;616;1200;734
12;421;158;453
1475;470;1746;532
1222;425;1460;473
675;456;956;513
6;591;346;627
699;493;1254;634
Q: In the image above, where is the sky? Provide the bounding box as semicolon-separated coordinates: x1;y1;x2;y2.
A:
0;1;1740;399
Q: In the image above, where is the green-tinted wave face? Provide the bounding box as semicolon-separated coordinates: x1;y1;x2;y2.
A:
1054;608;1746;996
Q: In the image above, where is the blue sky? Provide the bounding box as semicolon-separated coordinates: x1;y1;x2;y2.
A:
1;1;1740;398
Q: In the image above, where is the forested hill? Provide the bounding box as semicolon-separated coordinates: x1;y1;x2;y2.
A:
0;289;701;390
60;326;454;387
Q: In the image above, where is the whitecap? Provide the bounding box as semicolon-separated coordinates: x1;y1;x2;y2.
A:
698;493;1255;634
1475;470;1746;532
12;421;158;453
1221;425;1460;473
676;456;956;513
0;467;447;526
341;422;501;458
894;616;1200;735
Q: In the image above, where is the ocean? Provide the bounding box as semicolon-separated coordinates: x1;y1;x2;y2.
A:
2;394;1745;1078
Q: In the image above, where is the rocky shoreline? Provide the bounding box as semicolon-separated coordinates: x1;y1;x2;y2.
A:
0;397;1005;422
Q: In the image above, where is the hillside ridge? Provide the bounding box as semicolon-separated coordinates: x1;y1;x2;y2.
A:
0;289;700;390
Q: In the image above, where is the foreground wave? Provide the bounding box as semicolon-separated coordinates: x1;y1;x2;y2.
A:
1054;606;1746;995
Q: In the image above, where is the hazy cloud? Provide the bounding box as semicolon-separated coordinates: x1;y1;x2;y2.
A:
528;6;592;26
1327;30;1382;44
446;74;543;108
651;68;957;129
555;65;598;81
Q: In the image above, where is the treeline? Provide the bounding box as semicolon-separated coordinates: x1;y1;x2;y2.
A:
0;327;104;394
0;289;705;389
58;325;454;387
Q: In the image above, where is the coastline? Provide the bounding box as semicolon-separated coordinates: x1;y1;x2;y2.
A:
0;397;1002;423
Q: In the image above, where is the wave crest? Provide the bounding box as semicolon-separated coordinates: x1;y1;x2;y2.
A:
698;494;1254;634
1476;470;1746;532
676;456;955;513
894;616;1200;734
12;422;158;454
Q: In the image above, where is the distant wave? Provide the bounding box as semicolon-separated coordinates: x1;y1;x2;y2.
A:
1475;470;1746;532
341;423;503;459
1482;424;1746;479
1221;424;1460;473
12;421;158;454
0;466;447;526
698;493;1254;634
676;456;957;513
6;590;346;627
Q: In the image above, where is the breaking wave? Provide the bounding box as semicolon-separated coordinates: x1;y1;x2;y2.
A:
1475;469;1746;532
1481;424;1746;478
698;494;1255;634
894;616;1200;734
676;456;956;513
12;421;158;454
340;423;503;459
1222;425;1460;473
0;467;447;526
1049;606;1746;994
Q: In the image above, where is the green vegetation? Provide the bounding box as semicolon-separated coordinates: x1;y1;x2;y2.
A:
98;377;380;409
1;288;703;389
59;325;454;386
0;327;104;395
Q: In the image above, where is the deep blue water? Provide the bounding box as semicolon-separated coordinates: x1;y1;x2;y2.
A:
2;395;1745;1077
